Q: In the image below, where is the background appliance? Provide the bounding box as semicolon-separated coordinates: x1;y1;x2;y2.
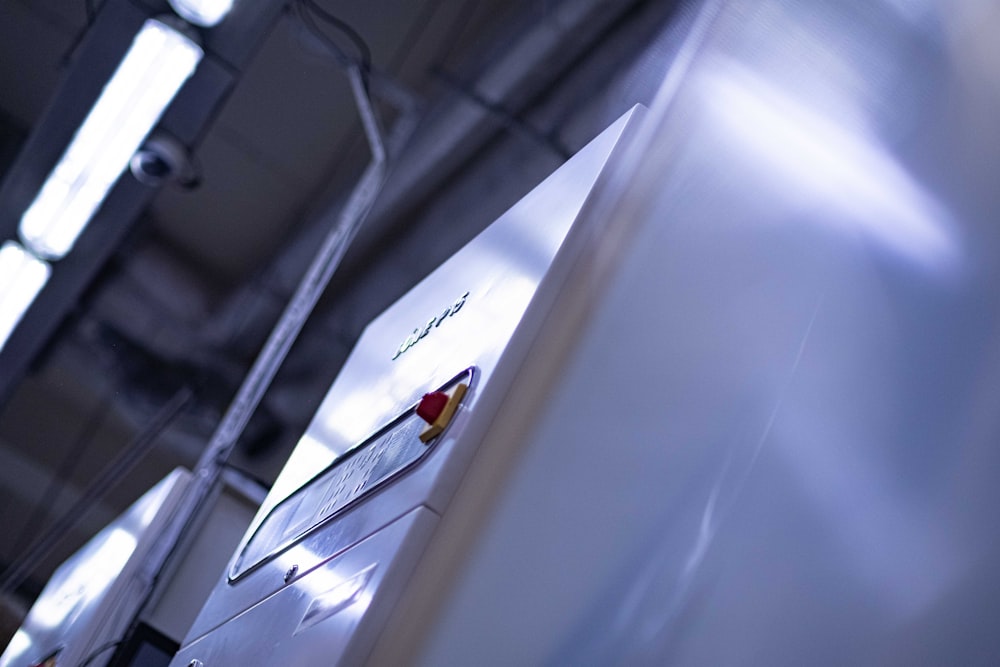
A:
0;470;259;667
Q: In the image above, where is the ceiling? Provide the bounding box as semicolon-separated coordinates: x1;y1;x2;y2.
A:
0;0;675;613
2;0;528;286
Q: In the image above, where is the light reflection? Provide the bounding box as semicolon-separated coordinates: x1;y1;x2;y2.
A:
318;386;401;449
136;470;180;527
30;528;137;629
310;268;530;452
296;565;375;634
701;62;958;269
306;134;582;452
274;551;374;632
0;629;32;666
316;260;537;454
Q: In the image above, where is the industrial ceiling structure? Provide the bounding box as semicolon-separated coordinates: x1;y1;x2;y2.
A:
0;0;684;626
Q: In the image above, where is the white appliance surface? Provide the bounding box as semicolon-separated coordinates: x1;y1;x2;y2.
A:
373;1;1000;665
171;106;646;666
2;469;191;667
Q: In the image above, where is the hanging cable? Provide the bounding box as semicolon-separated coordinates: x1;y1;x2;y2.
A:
432;66;572;159
295;0;372;83
0;386;194;596
8;378;117;557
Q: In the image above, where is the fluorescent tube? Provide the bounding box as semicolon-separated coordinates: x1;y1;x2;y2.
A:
168;0;234;27
19;19;203;260
0;241;51;352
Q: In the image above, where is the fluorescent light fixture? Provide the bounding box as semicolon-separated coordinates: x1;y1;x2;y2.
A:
19;19;202;260
168;0;233;27
0;241;52;353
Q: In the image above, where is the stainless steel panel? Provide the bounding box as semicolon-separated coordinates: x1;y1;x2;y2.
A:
172;507;438;667
179;105;648;648
369;0;1000;664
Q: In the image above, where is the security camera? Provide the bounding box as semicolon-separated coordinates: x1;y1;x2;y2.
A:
129;135;193;187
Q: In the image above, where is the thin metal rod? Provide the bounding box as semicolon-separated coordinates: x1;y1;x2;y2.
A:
134;62;416;598
192;63;385;476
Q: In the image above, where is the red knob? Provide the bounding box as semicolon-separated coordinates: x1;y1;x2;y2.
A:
416;391;449;424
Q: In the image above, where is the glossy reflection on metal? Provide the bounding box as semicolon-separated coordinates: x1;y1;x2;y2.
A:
700;61;959;270
295;564;376;635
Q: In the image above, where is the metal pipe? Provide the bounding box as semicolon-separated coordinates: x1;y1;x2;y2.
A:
133;59;416;617
190;62;387;477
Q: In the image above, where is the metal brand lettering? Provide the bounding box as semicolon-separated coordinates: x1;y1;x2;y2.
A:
392;291;469;360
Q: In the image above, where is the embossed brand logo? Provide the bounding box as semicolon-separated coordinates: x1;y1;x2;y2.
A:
392;291;470;360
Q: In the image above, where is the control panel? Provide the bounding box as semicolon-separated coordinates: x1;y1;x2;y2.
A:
230;369;472;581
